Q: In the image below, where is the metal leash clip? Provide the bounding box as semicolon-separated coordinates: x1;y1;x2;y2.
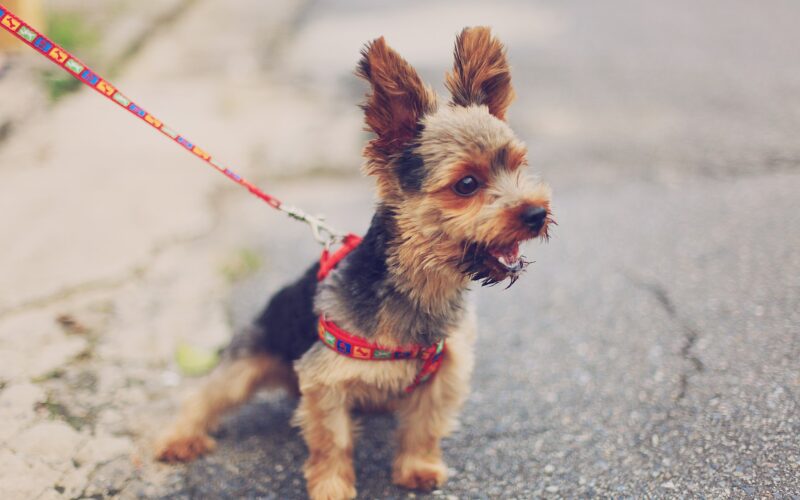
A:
279;204;343;249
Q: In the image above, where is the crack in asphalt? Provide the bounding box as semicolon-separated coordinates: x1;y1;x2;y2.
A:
0;273;142;322
0;0;210;321
0;0;199;154
107;0;200;78
624;274;705;402
0;184;228;322
0;0;324;324
0;234;189;321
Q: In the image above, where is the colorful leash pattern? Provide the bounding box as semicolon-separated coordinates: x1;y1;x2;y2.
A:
316;236;447;393
0;5;446;390
0;3;341;246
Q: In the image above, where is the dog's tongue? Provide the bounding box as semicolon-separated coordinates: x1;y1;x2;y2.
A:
490;243;522;270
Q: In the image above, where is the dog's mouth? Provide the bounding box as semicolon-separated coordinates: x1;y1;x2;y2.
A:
457;240;531;287
488;242;525;273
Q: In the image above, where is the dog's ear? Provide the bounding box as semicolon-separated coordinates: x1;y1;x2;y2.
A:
357;37;436;172
445;27;515;121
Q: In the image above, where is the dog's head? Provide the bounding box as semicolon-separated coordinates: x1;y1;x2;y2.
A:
357;27;553;287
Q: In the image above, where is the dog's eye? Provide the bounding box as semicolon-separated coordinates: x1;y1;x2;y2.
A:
453;176;480;196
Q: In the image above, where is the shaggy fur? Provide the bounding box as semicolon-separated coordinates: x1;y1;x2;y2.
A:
155;26;553;500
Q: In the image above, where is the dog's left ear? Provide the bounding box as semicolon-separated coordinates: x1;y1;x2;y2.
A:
357;37;436;170
446;27;515;121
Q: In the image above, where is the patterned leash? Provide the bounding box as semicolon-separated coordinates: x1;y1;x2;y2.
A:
0;3;343;247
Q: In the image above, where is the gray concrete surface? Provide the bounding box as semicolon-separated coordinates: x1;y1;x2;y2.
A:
0;0;193;149
165;1;800;498
0;0;798;498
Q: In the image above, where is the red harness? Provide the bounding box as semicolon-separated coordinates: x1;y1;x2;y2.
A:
316;235;446;393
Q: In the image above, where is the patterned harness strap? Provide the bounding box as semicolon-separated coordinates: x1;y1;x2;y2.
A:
316;236;447;393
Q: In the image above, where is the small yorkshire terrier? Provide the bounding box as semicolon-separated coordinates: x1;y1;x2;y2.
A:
156;27;552;499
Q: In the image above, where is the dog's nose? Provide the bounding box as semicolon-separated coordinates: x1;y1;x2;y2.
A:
521;206;547;232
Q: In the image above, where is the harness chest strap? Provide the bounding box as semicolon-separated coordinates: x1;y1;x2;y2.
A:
316;235;447;393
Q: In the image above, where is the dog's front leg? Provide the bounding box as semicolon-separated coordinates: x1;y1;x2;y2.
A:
294;386;356;500
393;324;476;491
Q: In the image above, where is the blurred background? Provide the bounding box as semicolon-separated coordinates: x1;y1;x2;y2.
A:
0;0;798;498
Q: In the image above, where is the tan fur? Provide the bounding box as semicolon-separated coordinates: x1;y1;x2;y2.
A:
156;28;551;499
293;387;357;500
387;216;468;310
393;308;476;490
357;36;437;198
506;142;528;171
292;305;477;498
155;354;297;462
446;27;515;120
400;105;553;254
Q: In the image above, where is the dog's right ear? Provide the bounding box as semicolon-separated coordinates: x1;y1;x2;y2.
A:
357;37;436;174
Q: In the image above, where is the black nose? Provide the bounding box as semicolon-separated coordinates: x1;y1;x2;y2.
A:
521;206;547;232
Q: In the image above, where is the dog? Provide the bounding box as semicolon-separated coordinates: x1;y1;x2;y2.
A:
155;26;553;500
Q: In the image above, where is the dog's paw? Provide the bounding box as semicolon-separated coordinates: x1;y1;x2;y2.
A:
392;456;448;491
154;431;216;463
307;474;357;500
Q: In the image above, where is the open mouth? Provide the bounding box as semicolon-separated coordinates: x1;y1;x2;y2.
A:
458;240;532;287
488;242;525;273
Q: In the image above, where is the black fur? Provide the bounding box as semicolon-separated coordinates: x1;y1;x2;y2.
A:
456;241;528;288
330;205;463;346
226;262;321;362
227;205;465;361
331;206;394;335
492;145;508;173
395;147;426;192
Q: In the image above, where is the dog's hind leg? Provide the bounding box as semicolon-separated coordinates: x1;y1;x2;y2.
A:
155;352;296;463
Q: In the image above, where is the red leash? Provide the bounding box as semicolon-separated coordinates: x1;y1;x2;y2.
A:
0;6;446;387
0;3;342;246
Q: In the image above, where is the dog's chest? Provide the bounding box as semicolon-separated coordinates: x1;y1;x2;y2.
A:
294;342;422;401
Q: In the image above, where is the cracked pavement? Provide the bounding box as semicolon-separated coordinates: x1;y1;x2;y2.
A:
1;0;799;498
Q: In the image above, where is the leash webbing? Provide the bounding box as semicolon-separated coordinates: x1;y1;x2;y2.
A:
0;3;342;246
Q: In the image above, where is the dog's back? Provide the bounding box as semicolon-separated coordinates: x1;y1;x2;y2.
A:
225;262;321;363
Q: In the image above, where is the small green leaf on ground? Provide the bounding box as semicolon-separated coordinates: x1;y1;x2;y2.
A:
220;248;263;283
175;343;220;377
41;11;99;102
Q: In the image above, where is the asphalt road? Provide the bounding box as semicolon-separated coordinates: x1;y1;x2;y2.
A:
161;1;800;497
